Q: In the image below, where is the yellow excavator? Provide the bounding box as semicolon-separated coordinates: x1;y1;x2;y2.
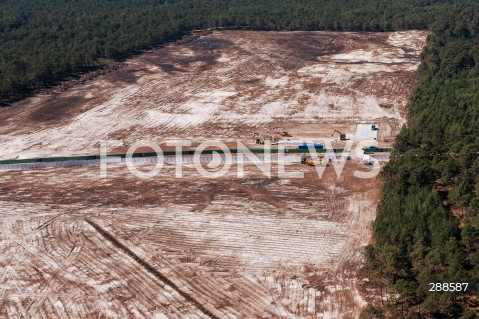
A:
331;130;347;140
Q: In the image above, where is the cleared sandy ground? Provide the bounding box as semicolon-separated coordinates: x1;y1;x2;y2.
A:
0;30;428;318
0;30;427;159
0;162;380;318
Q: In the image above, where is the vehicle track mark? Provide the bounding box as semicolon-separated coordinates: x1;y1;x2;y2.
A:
85;219;220;319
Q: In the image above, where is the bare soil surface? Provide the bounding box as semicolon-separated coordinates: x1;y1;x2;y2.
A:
0;31;427;160
0;162;380;318
0;30;428;318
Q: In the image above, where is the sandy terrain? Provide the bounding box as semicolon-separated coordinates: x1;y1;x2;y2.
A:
0;162;380;318
0;30;428;318
0;31;427;159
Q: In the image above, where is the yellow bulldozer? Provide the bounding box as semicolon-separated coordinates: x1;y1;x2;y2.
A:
255;137;265;145
253;132;265;145
254;135;272;145
301;157;315;166
301;157;330;167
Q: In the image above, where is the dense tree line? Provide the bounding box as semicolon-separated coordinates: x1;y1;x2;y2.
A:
365;16;479;319
0;0;477;105
1;0;479;317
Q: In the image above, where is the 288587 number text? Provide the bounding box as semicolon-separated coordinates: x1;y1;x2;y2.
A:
429;283;468;292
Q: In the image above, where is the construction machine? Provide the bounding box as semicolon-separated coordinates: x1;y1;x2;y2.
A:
301;157;315;166
331;130;347;140
281;131;292;137
255;138;265;145
253;132;265;145
301;157;329;167
254;134;272;145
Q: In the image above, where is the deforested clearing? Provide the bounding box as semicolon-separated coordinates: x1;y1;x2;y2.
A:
0;30;428;318
0;162;380;318
0;30;427;159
